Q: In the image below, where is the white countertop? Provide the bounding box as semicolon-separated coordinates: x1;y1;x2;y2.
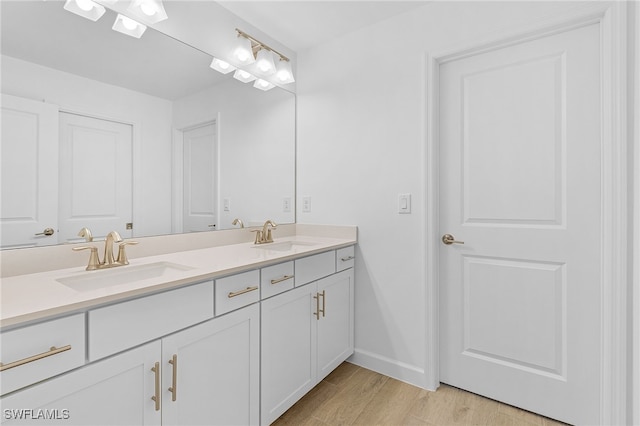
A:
0;235;356;329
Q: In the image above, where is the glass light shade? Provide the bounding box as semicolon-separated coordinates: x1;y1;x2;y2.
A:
112;14;147;38
275;59;295;84
255;49;276;75
233;69;256;83
253;79;275;91
63;0;106;21
233;36;255;65
210;58;236;75
127;0;168;24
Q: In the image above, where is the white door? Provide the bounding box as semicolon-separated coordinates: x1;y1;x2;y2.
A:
59;112;133;242
1;94;59;248
182;123;217;232
439;23;601;425
161;304;259;426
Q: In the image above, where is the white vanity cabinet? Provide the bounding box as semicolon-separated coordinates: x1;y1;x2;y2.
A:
261;252;354;425
1;340;162;425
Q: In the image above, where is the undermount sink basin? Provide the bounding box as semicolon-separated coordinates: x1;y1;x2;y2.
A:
57;262;194;292
252;240;317;252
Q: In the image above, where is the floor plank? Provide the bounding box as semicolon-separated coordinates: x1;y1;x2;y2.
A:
273;362;570;426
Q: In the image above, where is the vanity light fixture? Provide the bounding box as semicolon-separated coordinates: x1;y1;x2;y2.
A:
112;14;147;38
233;69;257;83
255;49;276;75
210;57;237;74
63;0;106;21
127;0;168;24
253;79;275;91
234;28;294;84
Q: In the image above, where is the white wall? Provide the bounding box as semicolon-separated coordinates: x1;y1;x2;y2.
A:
172;79;296;230
1;55;174;238
296;0;627;389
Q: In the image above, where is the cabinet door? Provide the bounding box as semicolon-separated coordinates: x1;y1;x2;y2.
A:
0;341;161;425
261;284;317;425
161;304;259;426
317;269;354;381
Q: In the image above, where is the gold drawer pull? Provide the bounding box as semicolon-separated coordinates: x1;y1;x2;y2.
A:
151;362;161;411
228;286;259;298
270;275;294;285
0;345;72;372
341;255;355;262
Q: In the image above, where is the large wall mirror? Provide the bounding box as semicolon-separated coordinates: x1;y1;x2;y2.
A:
0;1;296;249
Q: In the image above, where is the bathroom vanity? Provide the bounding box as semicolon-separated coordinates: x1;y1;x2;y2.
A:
0;226;356;425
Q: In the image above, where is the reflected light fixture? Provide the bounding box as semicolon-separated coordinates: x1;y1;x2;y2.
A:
253;79;275;91
112;14;147;38
233;69;256;83
210;57;236;75
63;0;106;21
127;0;168;24
255;49;276;75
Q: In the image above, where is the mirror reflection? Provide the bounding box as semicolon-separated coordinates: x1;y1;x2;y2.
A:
0;1;295;249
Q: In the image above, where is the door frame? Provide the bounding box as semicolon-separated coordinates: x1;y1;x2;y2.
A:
424;3;629;424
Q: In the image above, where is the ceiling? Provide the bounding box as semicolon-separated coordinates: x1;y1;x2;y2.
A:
216;1;430;52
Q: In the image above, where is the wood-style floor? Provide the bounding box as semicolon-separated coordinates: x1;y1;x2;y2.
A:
273;362;567;426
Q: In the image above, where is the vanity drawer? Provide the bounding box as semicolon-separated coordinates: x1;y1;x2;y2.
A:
294;251;336;287
215;270;260;316
336;246;355;272
88;281;214;361
1;314;85;396
261;261;294;299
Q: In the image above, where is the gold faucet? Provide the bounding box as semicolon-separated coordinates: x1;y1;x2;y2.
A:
77;227;93;242
72;230;138;271
232;218;245;228
252;220;277;244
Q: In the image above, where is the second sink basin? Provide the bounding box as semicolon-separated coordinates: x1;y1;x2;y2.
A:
252;240;317;252
57;262;194;292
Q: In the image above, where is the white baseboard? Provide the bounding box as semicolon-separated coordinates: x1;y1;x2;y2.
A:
348;349;432;391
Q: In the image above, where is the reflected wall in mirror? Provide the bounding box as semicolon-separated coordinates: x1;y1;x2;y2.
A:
0;1;295;249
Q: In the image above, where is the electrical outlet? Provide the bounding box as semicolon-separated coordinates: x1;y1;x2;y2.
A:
302;196;311;213
283;197;291;213
223;198;230;212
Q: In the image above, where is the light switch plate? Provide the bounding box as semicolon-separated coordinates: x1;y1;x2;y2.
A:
223;198;230;212
398;193;411;214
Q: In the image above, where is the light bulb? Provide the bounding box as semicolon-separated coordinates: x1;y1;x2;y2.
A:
277;69;291;82
76;0;94;11
238;70;251;79
139;0;157;16
255;49;275;75
122;16;138;30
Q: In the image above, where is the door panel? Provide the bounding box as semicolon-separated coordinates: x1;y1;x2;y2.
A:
439;23;601;425
183;123;217;232
1;95;59;248
58;112;133;242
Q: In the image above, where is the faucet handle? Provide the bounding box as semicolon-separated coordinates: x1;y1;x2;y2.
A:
72;246;100;271
251;229;264;244
116;241;138;265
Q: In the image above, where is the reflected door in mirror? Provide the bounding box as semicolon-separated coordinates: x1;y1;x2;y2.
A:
58;113;133;243
1;95;59;249
183;122;217;232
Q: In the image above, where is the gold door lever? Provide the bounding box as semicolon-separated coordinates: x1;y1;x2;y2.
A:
442;234;464;245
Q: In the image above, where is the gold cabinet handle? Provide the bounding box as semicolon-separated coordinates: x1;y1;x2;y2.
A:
228;286;258;298
151;362;160;411
0;345;71;372
442;234;465;245
340;255;355;262
270;275;294;285
320;290;326;318
168;354;177;402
